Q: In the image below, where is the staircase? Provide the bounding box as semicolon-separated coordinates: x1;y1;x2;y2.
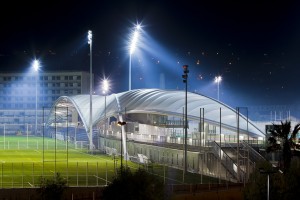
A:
210;140;266;182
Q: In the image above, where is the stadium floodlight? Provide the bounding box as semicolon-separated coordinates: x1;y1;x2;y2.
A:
129;23;141;90
102;79;109;94
33;59;40;72
88;30;93;150
102;79;110;153
214;75;222;101
32;59;40;138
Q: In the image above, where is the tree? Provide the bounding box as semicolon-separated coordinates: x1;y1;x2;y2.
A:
102;167;165;200
243;160;284;200
38;172;68;200
266;120;300;172
243;159;300;200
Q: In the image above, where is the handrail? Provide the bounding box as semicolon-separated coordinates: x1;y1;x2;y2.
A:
242;140;266;162
210;141;245;182
222;141;247;160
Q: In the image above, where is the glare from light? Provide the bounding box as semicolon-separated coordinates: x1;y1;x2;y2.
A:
214;75;222;101
129;24;141;55
214;75;222;83
102;79;110;94
88;30;92;45
130;31;139;55
32;59;40;72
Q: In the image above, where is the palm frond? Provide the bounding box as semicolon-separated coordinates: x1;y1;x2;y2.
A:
291;123;300;139
267;136;277;145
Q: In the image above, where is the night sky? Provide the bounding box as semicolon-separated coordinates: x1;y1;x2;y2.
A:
1;0;300;110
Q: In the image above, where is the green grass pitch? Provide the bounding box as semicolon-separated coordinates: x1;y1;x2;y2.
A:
0;136;218;188
0;136;136;188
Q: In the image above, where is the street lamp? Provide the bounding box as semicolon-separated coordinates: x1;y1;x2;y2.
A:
259;168;279;200
129;24;141;91
88;30;93;150
32;59;40;136
102;79;110;152
214;75;222;101
117;121;126;171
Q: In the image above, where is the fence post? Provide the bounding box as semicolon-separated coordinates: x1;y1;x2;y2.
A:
106;162;108;186
76;162;78;186
22;162;24;188
32;162;34;186
12;163;13;188
4;124;5;150
67;159;69;186
164;164;166;184
97;162;99;186
1;162;3;188
86;162;88;186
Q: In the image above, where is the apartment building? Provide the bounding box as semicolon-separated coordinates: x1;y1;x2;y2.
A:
0;71;92;134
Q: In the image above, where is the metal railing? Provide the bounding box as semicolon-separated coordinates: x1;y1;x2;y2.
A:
210;141;245;182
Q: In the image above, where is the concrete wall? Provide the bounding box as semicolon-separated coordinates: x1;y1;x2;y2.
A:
100;138;207;172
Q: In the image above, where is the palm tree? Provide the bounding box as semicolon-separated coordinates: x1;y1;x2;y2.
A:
266;120;300;172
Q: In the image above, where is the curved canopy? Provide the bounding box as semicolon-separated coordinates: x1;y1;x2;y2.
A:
48;88;264;137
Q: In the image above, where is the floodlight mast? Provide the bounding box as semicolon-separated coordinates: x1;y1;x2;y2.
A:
102;79;109;152
182;65;189;175
88;30;93;150
32;59;40;136
129;24;141;91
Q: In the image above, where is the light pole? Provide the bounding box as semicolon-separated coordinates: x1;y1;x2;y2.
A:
182;65;189;174
129;24;141;90
88;30;93;150
259;168;278;200
102;79;110;152
32;59;40;136
117;121;126;172
214;75;222;101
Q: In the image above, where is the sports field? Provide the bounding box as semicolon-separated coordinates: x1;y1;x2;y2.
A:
0;136;218;188
0;136;136;188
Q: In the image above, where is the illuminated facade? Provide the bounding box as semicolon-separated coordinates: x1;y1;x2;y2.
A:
0;71;91;134
47;89;266;181
49;88;264;138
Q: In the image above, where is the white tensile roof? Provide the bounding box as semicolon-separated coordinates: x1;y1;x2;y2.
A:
49;88;264;137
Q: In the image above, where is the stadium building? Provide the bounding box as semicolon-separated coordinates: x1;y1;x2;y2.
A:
0;69;297;185
47;88;266;182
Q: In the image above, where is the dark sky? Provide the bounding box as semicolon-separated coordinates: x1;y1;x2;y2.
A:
1;0;300;109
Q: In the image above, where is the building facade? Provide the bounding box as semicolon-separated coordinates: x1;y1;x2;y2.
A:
0;71;92;134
